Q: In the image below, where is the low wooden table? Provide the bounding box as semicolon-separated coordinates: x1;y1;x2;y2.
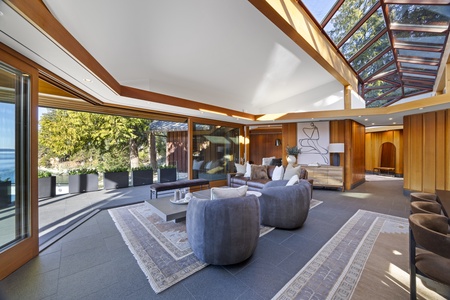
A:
373;167;395;176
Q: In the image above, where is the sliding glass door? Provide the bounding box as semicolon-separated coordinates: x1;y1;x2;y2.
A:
0;50;38;280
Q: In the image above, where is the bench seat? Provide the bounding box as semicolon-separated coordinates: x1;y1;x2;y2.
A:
149;179;210;198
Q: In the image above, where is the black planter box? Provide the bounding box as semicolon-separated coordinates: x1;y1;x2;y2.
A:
38;176;56;199
132;169;153;186
69;174;99;194
158;168;177;183
104;171;129;190
0;181;12;208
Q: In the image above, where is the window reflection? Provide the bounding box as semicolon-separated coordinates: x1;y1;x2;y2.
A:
0;62;30;250
192;123;240;181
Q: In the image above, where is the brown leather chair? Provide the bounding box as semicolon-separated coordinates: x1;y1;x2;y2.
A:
410;192;449;217
409;213;450;299
410;192;437;203
410;201;442;215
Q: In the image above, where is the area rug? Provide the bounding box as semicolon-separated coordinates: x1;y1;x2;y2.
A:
109;198;322;294
273;209;445;300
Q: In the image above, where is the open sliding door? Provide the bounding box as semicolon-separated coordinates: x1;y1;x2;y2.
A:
0;47;38;279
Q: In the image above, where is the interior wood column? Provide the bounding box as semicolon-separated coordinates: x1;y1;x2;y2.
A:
404;109;450;192
282;123;298;165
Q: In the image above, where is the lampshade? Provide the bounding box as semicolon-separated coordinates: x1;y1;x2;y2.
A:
328;143;345;153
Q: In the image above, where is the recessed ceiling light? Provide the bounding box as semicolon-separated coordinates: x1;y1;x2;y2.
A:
389;118;393;120
358;115;362;118
364;118;368;121
419;107;423;110
393;122;397;124
372;123;375;125
84;78;92;82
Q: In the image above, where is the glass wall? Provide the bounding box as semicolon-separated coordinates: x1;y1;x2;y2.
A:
0;62;31;250
192;122;240;181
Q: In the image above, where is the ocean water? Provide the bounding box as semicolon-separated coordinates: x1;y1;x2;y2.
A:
0;149;15;184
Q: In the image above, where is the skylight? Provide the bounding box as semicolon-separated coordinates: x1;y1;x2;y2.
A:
298;0;450;107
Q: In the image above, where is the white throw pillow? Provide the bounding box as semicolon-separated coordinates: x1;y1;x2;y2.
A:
210;185;248;200
286;174;299;186
283;165;301;180
244;163;252;178
235;163;246;174
193;160;204;170
205;161;213;170
271;165;284;181
262;156;275;166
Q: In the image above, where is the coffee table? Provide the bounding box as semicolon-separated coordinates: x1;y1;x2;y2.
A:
145;189;260;223
145;190;211;222
145;196;189;223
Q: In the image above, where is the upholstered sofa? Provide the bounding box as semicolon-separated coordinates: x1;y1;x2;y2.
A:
227;164;309;191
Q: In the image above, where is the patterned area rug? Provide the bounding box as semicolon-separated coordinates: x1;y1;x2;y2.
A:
109;198;322;294
273;209;446;300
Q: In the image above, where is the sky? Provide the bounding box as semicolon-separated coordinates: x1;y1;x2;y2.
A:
0;105;48;150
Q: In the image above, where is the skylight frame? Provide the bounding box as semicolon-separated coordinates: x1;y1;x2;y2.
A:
298;0;450;107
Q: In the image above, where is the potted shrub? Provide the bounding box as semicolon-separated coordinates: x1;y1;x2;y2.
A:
103;167;129;190
38;170;56;199
157;165;177;183
68;168;99;194
286;145;301;165
0;177;12;208
132;165;153;186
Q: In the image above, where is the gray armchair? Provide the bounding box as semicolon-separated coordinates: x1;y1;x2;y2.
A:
259;179;312;229
186;195;260;265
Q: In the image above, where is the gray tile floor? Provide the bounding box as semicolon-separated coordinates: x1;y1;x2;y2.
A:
0;176;421;299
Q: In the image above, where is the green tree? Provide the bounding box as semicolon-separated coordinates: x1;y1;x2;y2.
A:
39;109;151;170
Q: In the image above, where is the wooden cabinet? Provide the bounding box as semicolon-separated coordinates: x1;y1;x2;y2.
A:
302;165;343;190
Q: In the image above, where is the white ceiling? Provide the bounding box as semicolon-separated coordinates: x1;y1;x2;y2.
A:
1;0;449;127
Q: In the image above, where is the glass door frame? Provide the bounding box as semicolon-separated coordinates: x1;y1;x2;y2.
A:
0;45;39;280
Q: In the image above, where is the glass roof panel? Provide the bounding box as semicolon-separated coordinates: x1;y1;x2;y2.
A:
404;87;427;96
298;0;450;107
364;78;395;89
403;73;436;80
364;87;395;101
350;33;390;71
393;31;447;45
301;0;339;23
389;5;450;27
360;51;394;80
367;98;395;108
400;63;438;71
397;49;441;60
324;0;379;45
341;9;387;59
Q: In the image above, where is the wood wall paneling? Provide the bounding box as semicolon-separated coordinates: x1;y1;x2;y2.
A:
403;110;450;193
330;120;365;191
364;129;403;176
435;110;446;190
249;129;283;165
423;112;436;192
167;131;188;173
282;123;298;165
410;114;424;191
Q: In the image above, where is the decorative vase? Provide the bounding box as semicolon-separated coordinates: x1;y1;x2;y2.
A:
286;155;297;165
